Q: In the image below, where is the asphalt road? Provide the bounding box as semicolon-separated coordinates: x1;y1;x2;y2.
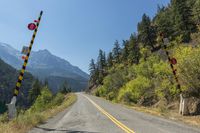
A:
29;93;200;133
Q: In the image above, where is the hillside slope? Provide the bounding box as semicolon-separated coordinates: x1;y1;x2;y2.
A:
88;0;200;115
0;58;34;112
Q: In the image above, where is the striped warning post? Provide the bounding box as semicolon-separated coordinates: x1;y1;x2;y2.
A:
13;11;43;96
160;34;181;91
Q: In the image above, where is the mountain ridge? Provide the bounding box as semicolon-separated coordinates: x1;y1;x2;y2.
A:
0;42;89;92
0;42;88;78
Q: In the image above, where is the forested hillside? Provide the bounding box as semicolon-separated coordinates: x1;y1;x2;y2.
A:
0;57;73;115
88;0;200;114
0;58;34;113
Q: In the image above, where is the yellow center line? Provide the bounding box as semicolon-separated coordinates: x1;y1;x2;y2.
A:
82;94;135;133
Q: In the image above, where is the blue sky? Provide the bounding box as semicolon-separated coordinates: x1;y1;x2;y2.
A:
0;0;170;73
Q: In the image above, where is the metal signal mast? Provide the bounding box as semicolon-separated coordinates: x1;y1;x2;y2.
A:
7;11;43;119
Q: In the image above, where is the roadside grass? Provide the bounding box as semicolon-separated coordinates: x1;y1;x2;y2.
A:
120;101;200;128
0;93;77;133
128;104;200;127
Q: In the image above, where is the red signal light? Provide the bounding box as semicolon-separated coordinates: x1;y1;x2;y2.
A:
171;58;177;65
28;23;36;30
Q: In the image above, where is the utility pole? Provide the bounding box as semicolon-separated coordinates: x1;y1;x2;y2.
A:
7;11;43;119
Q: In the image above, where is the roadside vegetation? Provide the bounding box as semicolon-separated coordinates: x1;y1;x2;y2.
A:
88;0;200;119
0;84;76;133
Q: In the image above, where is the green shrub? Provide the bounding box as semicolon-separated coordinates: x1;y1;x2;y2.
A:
152;60;178;100
118;76;152;103
106;92;115;101
155;79;177;101
135;54;177;101
95;86;107;97
30;86;53;112
51;93;65;106
95;66;129;99
174;46;200;97
0;113;8;123
104;69;128;92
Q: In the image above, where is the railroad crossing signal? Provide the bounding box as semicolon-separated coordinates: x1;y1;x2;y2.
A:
7;11;43;119
171;58;177;65
160;33;181;91
28;23;37;30
22;56;26;60
14;11;43;96
21;46;29;55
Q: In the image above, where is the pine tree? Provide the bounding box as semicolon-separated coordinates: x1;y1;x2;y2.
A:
60;81;71;94
138;14;157;50
112;40;121;64
121;40;129;63
28;79;42;104
97;49;107;71
154;6;175;39
107;52;114;68
193;0;200;26
89;59;97;84
127;34;140;64
171;0;196;42
89;59;96;75
97;49;107;84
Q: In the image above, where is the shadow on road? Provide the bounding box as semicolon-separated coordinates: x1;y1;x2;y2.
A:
35;126;100;133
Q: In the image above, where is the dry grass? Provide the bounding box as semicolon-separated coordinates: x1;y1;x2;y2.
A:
0;93;77;133
124;103;200;128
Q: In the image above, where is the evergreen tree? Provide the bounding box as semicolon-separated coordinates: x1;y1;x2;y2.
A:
107;52;114;68
89;59;97;84
121;40;129;63
171;0;196;42
28;79;42;104
193;0;200;26
138;14;157;50
154;6;175;39
97;49;107;84
89;59;96;75
112;40;121;63
127;34;140;64
60;81;71;94
97;49;107;71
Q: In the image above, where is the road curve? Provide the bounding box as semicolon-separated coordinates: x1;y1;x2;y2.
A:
29;93;200;133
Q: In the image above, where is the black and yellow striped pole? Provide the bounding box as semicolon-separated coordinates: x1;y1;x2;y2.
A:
160;34;181;92
8;11;43;119
160;34;186;115
14;11;43;96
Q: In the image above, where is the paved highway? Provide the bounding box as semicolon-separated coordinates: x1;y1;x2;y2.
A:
29;93;200;133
